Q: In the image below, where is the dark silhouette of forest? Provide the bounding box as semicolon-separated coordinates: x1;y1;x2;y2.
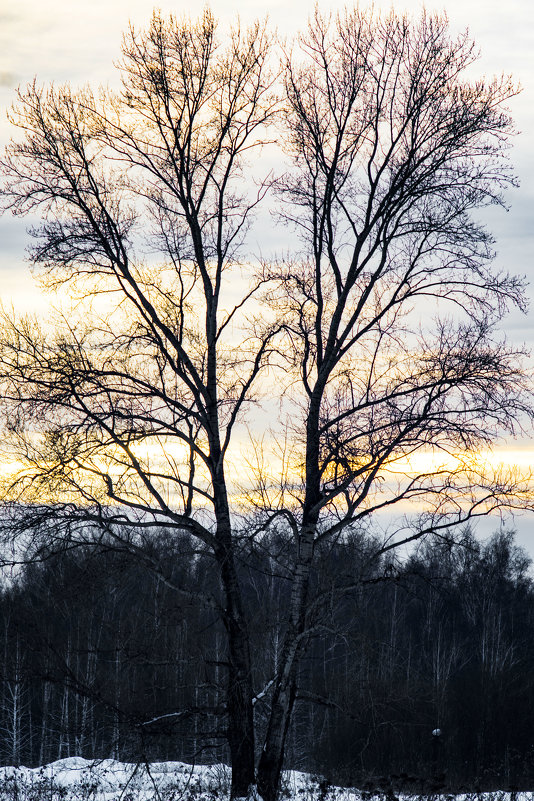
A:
1;526;533;791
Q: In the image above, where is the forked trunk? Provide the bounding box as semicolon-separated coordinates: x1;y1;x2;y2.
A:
257;519;318;801
257;680;297;801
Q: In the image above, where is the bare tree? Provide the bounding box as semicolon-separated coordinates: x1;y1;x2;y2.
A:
0;7;532;801
0;10;277;797
253;9;532;799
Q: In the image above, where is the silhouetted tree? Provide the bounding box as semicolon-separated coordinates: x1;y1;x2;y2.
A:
0;8;532;799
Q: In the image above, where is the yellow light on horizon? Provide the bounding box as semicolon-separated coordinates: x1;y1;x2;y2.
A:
383;447;533;477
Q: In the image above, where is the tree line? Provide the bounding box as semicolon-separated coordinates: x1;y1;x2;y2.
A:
1;526;534;790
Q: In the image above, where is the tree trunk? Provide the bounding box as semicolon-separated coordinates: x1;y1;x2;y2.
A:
257;520;318;801
226;621;256;799
212;489;256;799
257;680;297;801
258;391;323;801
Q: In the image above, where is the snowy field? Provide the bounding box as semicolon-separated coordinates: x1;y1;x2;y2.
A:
0;759;340;801
0;758;529;801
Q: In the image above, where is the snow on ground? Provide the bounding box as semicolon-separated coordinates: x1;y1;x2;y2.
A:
0;758;231;801
0;758;529;801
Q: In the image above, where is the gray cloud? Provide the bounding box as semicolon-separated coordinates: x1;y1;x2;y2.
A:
0;71;16;88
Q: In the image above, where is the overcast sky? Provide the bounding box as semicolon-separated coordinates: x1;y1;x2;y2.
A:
0;0;532;304
0;0;533;541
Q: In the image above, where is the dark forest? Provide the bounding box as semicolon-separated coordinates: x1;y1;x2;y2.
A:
1;527;533;790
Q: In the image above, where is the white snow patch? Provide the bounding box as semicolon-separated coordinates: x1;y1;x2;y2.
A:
0;758;231;800
0;759;531;801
